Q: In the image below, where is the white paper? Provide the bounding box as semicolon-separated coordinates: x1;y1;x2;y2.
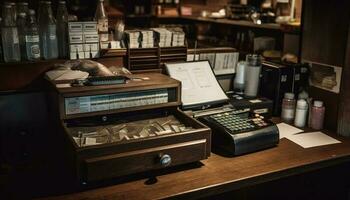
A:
165;61;228;107
277;123;303;139
287;132;341;148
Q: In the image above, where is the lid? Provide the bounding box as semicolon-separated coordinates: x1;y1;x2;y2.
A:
298;90;309;99
246;54;262;66
9;2;16;6
314;100;323;107
284;92;294;99
28;9;35;15
237;61;246;67
297;99;307;108
18;12;26;17
18;2;29;5
59;1;66;4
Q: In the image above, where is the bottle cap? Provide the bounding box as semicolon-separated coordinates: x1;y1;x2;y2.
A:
59;1;66;4
28;9;35;15
246;54;262;67
18;12;26;17
314;100;323;107
297;99;307;108
284;92;294;99
298;90;309;99
18;2;29;6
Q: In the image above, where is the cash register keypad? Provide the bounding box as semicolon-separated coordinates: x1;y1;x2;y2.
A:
209;111;269;134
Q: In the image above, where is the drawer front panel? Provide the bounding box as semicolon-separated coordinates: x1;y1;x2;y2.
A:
83;139;207;182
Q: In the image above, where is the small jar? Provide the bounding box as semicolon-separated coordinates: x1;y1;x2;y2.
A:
294;99;308;128
310;100;325;130
281;92;296;123
233;61;246;94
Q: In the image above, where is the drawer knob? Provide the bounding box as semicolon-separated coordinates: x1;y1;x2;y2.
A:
159;154;171;167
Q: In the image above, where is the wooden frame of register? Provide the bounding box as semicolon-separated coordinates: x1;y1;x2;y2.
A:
48;73;211;184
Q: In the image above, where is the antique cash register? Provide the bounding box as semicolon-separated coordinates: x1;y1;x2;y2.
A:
48;73;211;184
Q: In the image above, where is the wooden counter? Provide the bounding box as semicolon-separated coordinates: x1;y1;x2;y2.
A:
39;131;350;200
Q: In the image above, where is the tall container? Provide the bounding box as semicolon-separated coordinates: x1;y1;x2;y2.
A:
25;10;41;60
17;12;27;61
234;61;246;94
38;1;58;59
56;1;68;58
95;0;109;42
281;92;296;123
294;99;308;128
244;54;262;98
310;101;325;130
1;4;21;62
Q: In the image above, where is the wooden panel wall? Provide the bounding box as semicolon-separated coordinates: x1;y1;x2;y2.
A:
337;23;350;136
301;0;350;131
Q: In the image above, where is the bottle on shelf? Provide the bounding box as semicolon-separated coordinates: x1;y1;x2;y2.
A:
95;0;109;42
25;9;41;61
16;2;29;15
244;54;262;98
281;92;296;123
56;1;69;58
0;17;3;62
294;99;308;128
9;2;17;22
310;100;325;130
38;1;58;59
17;12;27;61
233;61;246;94
1;4;21;62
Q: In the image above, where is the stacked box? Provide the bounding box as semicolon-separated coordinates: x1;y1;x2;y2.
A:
125;31;140;48
140;30;154;48
152;28;172;47
170;29;185;47
68;22;99;60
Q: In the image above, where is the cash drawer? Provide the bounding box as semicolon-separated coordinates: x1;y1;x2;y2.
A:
84;139;207;182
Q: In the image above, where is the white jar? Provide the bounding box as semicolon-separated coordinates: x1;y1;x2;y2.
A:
294;99;308;128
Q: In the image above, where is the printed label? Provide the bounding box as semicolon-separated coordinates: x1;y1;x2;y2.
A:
13;29;19;44
25;35;40;43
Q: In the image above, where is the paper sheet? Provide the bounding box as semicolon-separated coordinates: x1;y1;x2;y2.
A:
165;61;228;108
277;123;304;139
286;132;341;148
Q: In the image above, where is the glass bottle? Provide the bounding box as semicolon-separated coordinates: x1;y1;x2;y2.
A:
25;9;41;60
17;12;27;61
95;0;109;42
281;92;296;123
39;1;58;59
244;54;262;98
10;2;17;22
16;2;29;15
310;101;325;130
56;1;68;58
1;4;21;62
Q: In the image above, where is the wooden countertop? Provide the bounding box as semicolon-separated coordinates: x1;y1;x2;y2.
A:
40;131;350;200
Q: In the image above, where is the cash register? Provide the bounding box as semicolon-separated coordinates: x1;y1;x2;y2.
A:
48;73;211;184
165;61;279;155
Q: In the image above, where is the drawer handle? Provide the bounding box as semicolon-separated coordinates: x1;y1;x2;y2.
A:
159;154;171;167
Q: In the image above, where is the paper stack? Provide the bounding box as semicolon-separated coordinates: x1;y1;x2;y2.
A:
140;30;154;48
170;29;185;46
125;30;140;48
152;28;172;47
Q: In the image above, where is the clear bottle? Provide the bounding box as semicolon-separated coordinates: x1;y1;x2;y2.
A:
9;2;17;22
17;12;27;61
0;17;3;62
294;99;308;128
244;54;262;98
95;0;109;42
234;61;246;94
16;2;29;15
25;9;41;61
1;4;21;62
39;1;58;59
281;92;296;123
310;101;325;130
56;1;68;58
